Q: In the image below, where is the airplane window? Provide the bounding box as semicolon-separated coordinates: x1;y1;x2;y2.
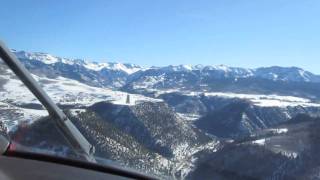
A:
1;1;320;179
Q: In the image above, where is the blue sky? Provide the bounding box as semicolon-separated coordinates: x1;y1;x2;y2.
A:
1;0;320;73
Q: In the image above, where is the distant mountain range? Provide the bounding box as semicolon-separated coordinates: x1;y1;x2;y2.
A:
13;50;320;101
1;50;320;179
13;50;320;85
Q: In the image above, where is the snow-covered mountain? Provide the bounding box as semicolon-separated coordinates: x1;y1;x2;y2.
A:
156;90;320;138
13;50;142;74
0;59;217;178
12;50;320;92
13;50;143;88
2;50;320;179
124;65;320;100
188;115;320;180
148;64;319;83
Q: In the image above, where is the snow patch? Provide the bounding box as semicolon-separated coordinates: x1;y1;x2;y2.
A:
252;138;266;145
204;92;320;107
269;128;288;134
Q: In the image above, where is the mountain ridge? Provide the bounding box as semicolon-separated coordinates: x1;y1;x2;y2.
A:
12;50;320;83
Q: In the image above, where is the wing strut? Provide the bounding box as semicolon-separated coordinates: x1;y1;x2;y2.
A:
0;40;95;162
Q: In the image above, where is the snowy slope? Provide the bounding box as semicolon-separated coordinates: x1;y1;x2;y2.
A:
0;64;161;131
0;72;162;107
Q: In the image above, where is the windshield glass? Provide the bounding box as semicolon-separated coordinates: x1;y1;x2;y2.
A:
0;58;84;159
1;1;320;179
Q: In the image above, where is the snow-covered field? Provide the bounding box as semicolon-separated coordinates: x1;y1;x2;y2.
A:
153;89;320;107
0;71;162;107
204;92;320;107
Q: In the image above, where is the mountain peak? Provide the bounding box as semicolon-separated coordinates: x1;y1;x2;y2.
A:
13;50;142;75
11;50;320;89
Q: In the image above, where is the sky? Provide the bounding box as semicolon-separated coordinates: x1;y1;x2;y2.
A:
0;0;320;73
